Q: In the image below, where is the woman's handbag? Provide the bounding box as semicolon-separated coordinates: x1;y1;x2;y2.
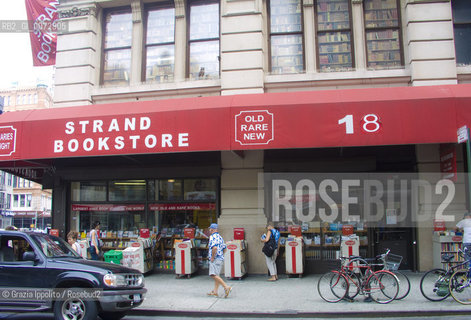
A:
262;235;276;257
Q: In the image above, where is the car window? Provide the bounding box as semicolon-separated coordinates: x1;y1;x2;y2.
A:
0;235;34;263
30;234;80;258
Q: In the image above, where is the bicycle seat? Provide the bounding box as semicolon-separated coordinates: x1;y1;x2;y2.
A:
348;255;362;259
441;254;454;262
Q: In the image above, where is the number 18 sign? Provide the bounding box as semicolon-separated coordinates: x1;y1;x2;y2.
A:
338;114;382;135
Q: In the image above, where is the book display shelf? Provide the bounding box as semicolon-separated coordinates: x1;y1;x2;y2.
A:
270;0;304;74
316;0;353;72
433;233;464;270
364;0;402;69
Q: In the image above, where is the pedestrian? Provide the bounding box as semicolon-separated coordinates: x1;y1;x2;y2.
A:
261;223;280;281
67;231;81;256
456;212;471;264
207;223;232;298
89;221;101;260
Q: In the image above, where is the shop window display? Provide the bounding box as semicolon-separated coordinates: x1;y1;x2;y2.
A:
71;181;107;202
70;178;218;271
157;179;183;201
109;180;147;201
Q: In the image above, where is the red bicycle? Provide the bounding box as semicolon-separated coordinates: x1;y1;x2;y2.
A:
318;256;399;304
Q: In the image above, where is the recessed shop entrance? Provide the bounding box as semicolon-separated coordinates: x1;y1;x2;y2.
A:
265;145;418;273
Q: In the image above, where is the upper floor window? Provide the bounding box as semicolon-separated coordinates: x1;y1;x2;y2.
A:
364;0;402;69
145;4;176;83
13;194;32;208
452;0;471;66
269;0;304;74
102;9;132;86
188;1;220;80
6;193;11;209
316;0;353;72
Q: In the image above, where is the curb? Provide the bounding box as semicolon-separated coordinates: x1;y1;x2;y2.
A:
129;308;471;318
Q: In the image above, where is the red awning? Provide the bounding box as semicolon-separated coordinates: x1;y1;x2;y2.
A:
0;84;470;164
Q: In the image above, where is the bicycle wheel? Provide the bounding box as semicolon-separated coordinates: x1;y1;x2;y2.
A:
317;271;348;303
393;271;410;300
449;270;471;305
366;270;398;304
343;269;361;300
420;268;450;301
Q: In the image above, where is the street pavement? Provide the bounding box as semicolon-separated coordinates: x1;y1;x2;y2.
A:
135;271;471;317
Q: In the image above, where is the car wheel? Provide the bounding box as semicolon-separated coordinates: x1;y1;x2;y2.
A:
53;288;98;320
99;311;127;320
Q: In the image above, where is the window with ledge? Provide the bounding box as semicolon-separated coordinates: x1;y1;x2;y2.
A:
13;194;32;208
188;1;220;80
364;0;402;69
269;0;304;74
145;4;175;83
315;0;354;72
452;0;471;66
102;9;132;86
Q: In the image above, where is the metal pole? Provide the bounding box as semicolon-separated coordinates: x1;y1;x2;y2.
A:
466;127;471;211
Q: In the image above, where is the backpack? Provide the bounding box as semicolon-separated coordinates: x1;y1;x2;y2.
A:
262;233;277;257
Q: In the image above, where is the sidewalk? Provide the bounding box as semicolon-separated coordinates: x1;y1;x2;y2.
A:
136;271;471;316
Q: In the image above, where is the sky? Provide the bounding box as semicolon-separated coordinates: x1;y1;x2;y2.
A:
0;1;55;89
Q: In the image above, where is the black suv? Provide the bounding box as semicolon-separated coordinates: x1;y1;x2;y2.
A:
0;230;147;320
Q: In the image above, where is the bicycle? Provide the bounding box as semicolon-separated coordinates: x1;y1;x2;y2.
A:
420;247;470;302
448;248;471;305
345;249;410;300
318;256;399;304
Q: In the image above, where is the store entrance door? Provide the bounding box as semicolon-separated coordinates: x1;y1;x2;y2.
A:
372;227;416;271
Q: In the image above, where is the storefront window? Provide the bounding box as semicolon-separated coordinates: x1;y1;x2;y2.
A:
184;179;216;200
71;178;217;234
158;179;183;201
148;204;217;236
71;181;107;202
109;180;147;201
78;210;146;233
